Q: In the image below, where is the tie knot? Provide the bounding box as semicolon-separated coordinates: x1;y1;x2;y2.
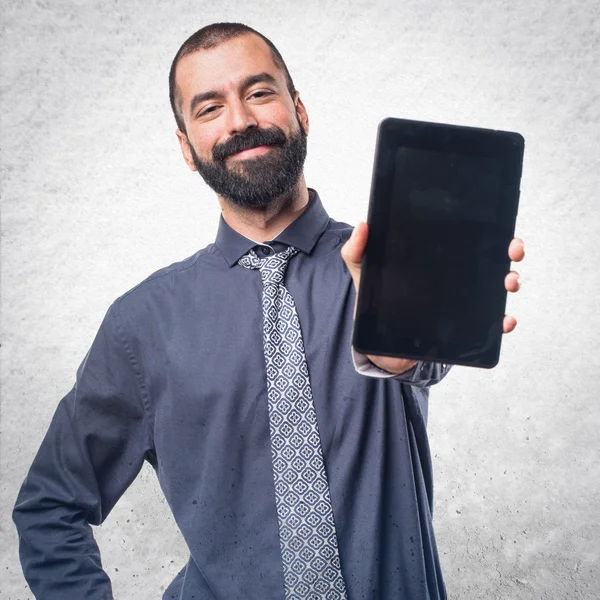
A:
239;246;299;286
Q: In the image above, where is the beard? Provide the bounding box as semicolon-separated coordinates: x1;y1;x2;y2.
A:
189;121;307;209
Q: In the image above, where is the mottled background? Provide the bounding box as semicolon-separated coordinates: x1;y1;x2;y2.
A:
1;0;599;598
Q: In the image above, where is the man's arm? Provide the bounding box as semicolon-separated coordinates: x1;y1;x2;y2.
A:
13;303;152;600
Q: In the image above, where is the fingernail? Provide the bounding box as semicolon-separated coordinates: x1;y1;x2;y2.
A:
517;275;523;288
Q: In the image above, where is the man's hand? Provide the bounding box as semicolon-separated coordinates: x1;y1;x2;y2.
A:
341;222;525;375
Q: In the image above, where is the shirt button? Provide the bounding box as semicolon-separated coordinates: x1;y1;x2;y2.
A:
260;246;272;256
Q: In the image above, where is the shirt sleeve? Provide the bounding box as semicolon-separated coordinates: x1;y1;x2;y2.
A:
12;302;152;600
352;348;451;388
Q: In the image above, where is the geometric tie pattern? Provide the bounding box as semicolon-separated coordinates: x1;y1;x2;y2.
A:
239;246;348;600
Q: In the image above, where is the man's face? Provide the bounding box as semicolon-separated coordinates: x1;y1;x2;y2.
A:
174;34;309;208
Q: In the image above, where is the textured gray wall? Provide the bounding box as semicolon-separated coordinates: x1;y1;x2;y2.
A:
1;1;599;598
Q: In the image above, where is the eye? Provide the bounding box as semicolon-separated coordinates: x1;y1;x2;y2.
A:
248;89;273;100
198;105;219;117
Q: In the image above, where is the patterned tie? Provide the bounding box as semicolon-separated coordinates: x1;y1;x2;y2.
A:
239;246;348;600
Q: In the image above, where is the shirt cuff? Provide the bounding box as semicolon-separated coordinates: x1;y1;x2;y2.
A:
351;348;418;379
351;347;451;387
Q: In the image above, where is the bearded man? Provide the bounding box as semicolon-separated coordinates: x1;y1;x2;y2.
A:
14;22;524;600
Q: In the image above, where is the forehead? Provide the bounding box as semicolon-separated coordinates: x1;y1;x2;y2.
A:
175;34;285;103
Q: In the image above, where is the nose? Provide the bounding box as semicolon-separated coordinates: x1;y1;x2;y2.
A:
225;98;258;136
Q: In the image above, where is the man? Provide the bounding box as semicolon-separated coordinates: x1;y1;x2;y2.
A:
14;23;524;600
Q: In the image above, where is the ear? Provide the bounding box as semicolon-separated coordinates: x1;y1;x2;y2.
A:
176;129;198;172
294;92;309;135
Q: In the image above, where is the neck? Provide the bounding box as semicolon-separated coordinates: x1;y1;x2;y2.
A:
218;177;310;242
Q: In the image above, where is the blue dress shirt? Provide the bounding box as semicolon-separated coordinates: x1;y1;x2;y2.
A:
14;191;450;599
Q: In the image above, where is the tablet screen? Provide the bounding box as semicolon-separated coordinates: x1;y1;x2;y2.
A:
354;118;524;368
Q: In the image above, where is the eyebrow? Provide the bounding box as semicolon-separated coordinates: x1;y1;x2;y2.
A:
188;72;279;116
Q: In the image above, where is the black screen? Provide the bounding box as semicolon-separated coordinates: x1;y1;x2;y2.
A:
354;119;523;368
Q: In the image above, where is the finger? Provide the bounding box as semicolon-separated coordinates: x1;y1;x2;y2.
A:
503;314;517;333
341;222;369;266
505;271;521;293
341;222;369;291
509;238;525;262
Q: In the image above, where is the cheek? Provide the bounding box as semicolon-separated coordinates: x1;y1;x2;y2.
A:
188;130;220;161
256;104;298;130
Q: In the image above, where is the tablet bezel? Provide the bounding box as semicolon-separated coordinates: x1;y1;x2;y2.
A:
353;117;524;368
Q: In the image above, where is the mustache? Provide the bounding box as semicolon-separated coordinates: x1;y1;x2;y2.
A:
212;126;287;162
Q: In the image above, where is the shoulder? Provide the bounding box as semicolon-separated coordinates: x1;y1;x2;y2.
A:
110;243;222;319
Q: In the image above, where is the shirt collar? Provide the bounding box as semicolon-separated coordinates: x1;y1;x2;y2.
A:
215;189;330;267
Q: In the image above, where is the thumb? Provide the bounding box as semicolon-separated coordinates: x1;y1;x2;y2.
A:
341;222;369;292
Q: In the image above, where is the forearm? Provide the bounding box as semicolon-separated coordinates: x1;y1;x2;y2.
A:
15;508;114;600
352;348;452;387
14;397;116;599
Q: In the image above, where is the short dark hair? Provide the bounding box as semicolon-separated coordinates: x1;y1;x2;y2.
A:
169;23;297;133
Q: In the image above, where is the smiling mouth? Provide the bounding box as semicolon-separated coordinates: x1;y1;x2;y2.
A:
228;145;273;160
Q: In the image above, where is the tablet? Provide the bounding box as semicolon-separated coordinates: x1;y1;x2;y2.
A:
353;117;524;368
